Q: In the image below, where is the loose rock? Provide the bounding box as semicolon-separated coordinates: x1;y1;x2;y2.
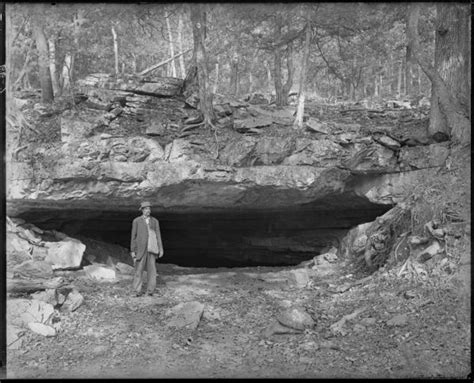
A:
276;306;315;331
386;314;408;327
166;301;204;330
84;264;116;281
45;237;86;270
7;299;55;328
62;289;84;312
28;322;57;337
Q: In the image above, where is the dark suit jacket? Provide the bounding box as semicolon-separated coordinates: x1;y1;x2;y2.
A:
130;216;163;260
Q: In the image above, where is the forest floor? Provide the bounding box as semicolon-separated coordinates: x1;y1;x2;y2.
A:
7;257;470;379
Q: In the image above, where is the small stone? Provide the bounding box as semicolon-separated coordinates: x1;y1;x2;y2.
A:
386;314;408;327
360;317;376;326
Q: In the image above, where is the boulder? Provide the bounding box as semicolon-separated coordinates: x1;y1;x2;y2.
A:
288;269;310;288
12;260;54;278
7;299;55;328
28;322;57;337
282;139;345;167
62;289;84;312
45;237;85;270
254;137;294;165
31;289;65;307
234;116;273;133
84;264;116;281
277;306;315;331
166;139;194;162
7;234;32;256
220;138;256;166
305;118;330;134
166;301;204;330
399;143;450;169
343;143;398;174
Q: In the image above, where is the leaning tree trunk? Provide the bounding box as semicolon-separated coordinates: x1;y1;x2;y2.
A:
190;4;215;127
407;3;470;144
293;21;311;129
31;17;54;103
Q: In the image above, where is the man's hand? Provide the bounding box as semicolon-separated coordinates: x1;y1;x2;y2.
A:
131;252;137;266
158;250;164;258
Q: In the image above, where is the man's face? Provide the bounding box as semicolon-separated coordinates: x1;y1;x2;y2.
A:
142;207;151;217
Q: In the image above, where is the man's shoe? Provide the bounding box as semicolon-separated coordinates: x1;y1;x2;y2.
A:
134;292;143;297
146;292;153;296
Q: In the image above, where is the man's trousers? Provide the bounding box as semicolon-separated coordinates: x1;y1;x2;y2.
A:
132;251;157;294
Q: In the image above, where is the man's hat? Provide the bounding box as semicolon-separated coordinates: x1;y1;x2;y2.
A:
139;201;152;211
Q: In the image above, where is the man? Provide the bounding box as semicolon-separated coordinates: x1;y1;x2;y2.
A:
130;201;164;297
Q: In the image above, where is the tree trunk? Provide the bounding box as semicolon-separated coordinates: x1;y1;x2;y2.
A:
405;48;413;96
417;64;422;94
273;47;284;106
178;14;186;78
265;60;272;92
48;38;60;97
131;53;137;74
13;41;34;90
111;25;119;76
190;4;215;127
61;54;72;92
293;21;311;129
397;60;402;98
282;42;294;101
31;17;54;103
229;53;239;96
165;11;177;78
213;61;219;94
407;3;470;143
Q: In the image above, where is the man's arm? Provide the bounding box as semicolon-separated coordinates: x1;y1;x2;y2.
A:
130;219;138;255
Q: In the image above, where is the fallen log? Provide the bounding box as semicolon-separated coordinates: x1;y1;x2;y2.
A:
138;48;192;76
7;277;67;294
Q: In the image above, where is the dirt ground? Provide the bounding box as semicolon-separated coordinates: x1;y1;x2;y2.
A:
7;259;471;379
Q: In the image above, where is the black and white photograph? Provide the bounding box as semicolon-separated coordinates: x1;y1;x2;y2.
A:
3;2;471;379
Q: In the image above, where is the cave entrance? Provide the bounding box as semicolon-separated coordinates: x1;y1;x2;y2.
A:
16;196;392;268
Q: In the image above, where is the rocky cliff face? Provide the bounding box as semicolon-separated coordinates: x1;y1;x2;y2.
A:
6;74;448;266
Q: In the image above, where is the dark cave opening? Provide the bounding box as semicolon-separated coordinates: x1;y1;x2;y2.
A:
16;197;392;268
